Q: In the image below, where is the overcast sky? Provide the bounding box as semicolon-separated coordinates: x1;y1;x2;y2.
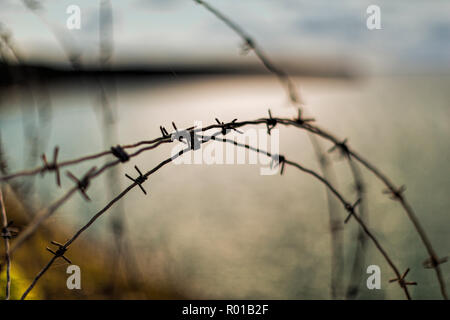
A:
0;0;449;73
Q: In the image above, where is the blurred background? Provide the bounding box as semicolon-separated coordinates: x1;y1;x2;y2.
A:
0;0;449;299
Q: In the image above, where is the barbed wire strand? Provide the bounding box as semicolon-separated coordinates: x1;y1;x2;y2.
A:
207;119;446;299
209;135;413;299
21;134;414;300
345;157;369;299
325;132;369;298
20;146;191;300
0;139;172;267
0;116;447;298
0;187;11;299
0;138;171;183
9;117;445;301
2;117;449;300
296;120;448;299
193;0;301;105
309;135;345;298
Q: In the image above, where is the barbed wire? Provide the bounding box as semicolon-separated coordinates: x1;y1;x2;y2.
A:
0;0;445;300
20;145;191;299
1;115;448;299
296;121;448;299
345;157;368;299
0;137;172;183
326;124;369;298
0;187;12;299
208;135;415;299
193;0;302;106
20;132;415;300
309;134;345;298
0;139;173;267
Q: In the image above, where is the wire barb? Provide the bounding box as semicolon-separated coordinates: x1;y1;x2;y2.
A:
344;198;362;224
125;165;148;195
383;185;406;201
215;118;243;135
294;108;315;125
328;138;350;158
389;268;417;288
266;110;277;135
1;220;18;239
171;122;201;150
46;240;71;264
66;167;97;201
160;126;169;138
423;256;448;269
41;146;61;186
270;154;286;175
110;145;129;163
240;37;254;55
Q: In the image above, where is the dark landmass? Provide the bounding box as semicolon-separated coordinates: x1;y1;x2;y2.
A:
0;60;359;88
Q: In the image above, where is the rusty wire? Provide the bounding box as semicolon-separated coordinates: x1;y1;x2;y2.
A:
21;131;415;300
1;116;448;300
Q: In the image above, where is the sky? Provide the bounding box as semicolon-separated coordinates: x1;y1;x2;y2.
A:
0;0;449;73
